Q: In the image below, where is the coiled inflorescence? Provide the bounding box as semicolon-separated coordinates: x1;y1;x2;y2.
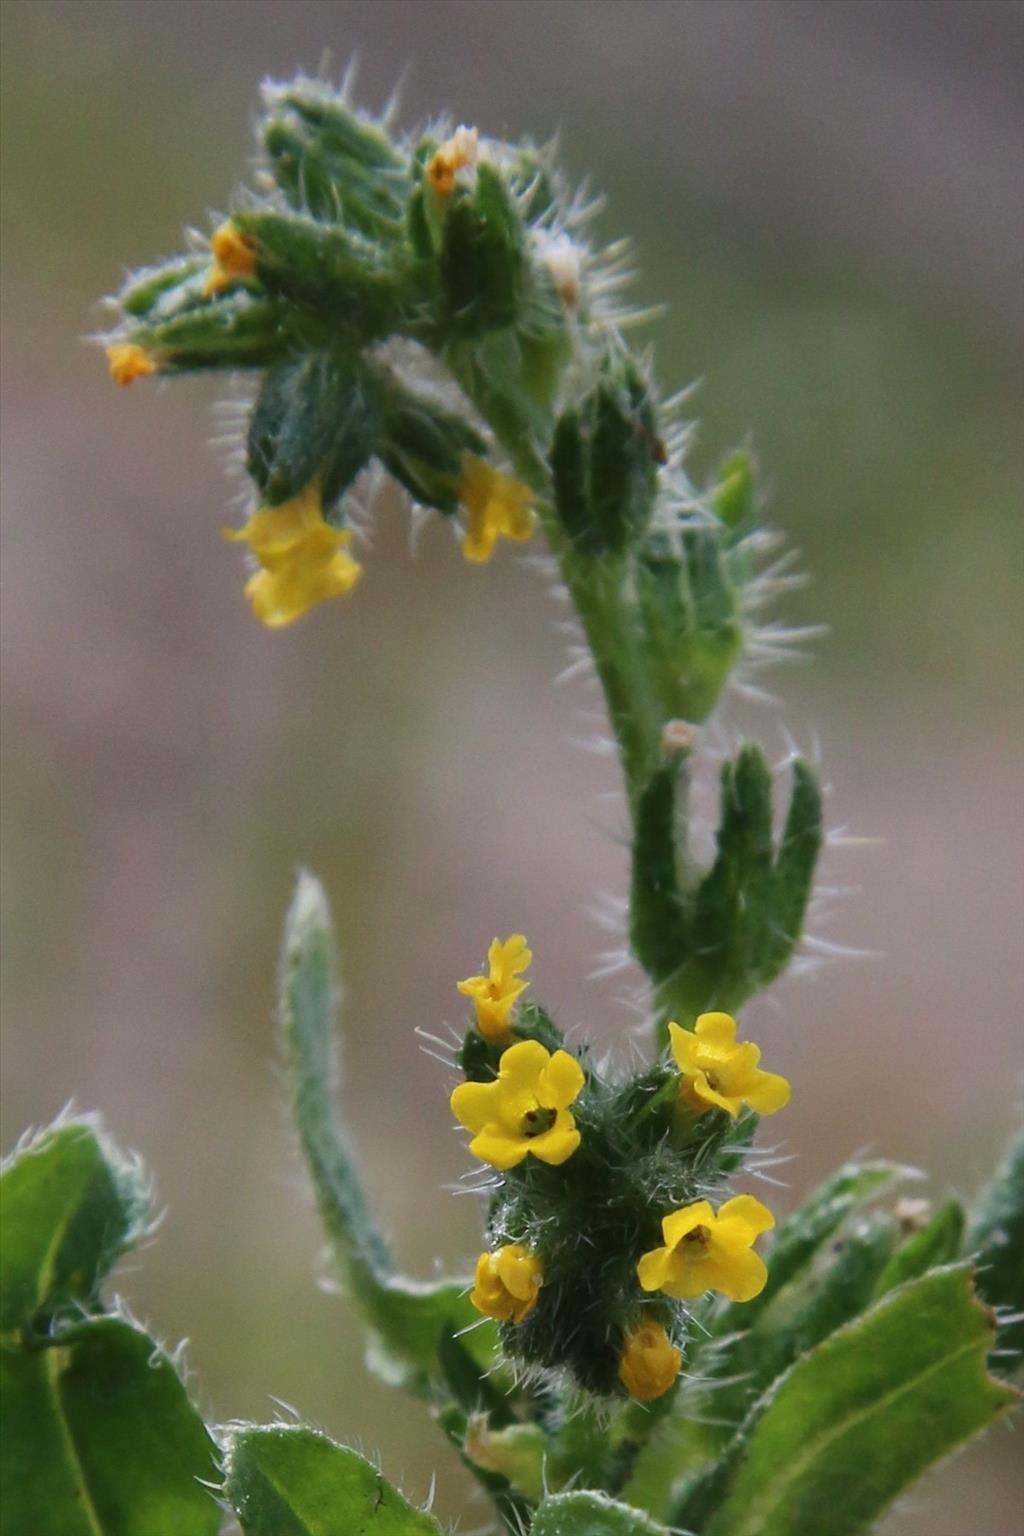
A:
451;936;788;1399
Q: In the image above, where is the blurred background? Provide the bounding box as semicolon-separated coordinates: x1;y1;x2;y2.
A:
2;1;1022;1530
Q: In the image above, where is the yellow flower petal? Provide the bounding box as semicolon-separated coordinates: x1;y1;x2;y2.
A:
497;1039;550;1092
224;488;361;627
661;1201;713;1249
701;1246;768;1303
743;1070;791;1115
636;1248;673;1293
694;1012;739;1047
450;1079;500;1134
458;456;535;564
524;1116;581;1167
471;1244;542;1322
618;1321;682;1401
716;1194;776;1241
538;1050;586;1111
469;1127;530;1169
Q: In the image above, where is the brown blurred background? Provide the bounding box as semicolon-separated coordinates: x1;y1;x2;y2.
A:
2;1;1022;1530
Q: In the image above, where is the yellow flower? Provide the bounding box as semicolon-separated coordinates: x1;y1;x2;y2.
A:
457;934;532;1040
223;486;362;628
426;125;479;199
203;221;259;297
618;1320;682;1402
669;1014;790;1119
451;1039;584;1170
457;456;535;563
637;1195;775;1304
470;1244;543;1323
106;343;155;386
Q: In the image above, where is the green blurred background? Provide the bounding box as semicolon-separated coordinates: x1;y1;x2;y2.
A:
2;1;1022;1530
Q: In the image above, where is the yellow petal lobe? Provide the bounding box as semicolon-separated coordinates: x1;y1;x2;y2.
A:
457;457;535;564
107;343;156;387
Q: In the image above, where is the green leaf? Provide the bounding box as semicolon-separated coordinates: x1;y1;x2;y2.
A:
223;1425;441;1536
1;1316;220;1536
969;1125;1024;1367
531;1490;669;1536
0;1118;149;1335
700;1264;1018;1536
873;1197;964;1299
280;871;491;1392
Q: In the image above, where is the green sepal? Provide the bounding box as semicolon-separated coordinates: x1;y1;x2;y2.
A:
247;353;379;511
124;292;296;373
377;381;486;513
261;79;410;238
440;164;525;335
1;1315;220;1536
968;1125;1024;1368
874;1197;965;1299
457;999;567;1082
0;1117;149;1336
232;208;407;342
437;1404;537;1534
119;257;208;319
531;1490;670;1536
630;753;687;981
222;1424;441;1536
694;1265;1018;1536
679;747;822;1018
634;531;743;723
279;871;490;1394
551;356;660;556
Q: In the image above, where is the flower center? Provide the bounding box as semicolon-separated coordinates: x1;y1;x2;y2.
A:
682;1224;711;1256
520;1105;558;1139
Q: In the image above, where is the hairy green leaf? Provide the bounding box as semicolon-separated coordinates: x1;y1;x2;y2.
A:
1;1317;219;1536
531;1490;669;1536
223;1425;440;1535
280;871;492;1392
0;1118;149;1335
700;1264;1017;1536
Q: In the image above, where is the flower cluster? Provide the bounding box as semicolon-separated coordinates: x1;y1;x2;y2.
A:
450;934;791;1400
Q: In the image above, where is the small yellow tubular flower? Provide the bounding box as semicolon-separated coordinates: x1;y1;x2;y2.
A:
106;343;156;387
451;1039;584;1170
470;1244;543;1324
223;486;362;628
426;124;479;198
457;934;532;1040
669;1014;790;1119
457;456;535;564
618;1321;682;1402
637;1195;775;1304
203;221;260;297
